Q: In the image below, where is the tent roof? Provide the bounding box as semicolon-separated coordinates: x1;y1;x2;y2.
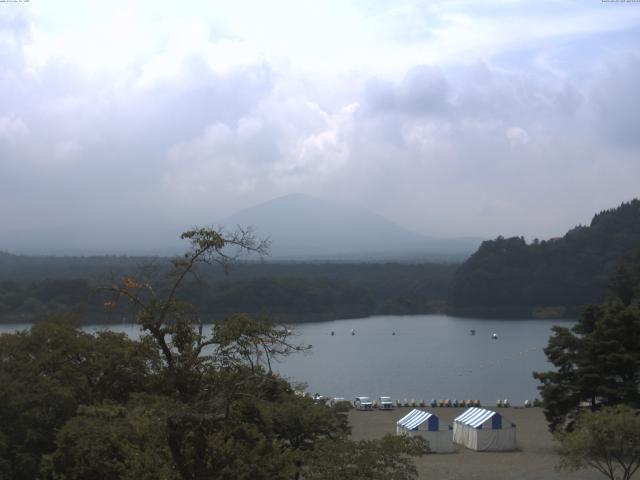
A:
454;407;499;428
397;409;434;430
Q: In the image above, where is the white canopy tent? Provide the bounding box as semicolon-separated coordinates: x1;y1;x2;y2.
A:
396;409;454;453
452;407;516;451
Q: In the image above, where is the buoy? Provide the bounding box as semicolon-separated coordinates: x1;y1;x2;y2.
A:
351;329;355;336
470;329;476;335
392;331;396;336
331;331;335;336
491;333;498;339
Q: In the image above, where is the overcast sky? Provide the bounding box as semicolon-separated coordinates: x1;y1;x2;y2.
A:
1;0;639;253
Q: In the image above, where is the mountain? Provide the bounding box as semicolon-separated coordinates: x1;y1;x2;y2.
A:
220;194;480;261
450;199;640;317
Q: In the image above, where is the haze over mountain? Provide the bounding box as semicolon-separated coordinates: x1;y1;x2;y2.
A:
0;193;480;260
221;194;481;261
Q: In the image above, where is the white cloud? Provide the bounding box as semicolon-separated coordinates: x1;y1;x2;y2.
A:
1;1;640;251
0;115;29;139
53;140;82;163
506;126;529;147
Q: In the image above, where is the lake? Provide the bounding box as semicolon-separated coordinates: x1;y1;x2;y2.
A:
0;314;570;405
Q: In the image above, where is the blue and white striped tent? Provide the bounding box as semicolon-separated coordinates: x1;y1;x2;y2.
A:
396;409;453;453
452;407;516;451
454;407;503;429
397;409;439;432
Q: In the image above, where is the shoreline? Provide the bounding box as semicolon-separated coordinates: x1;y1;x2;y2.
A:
348;407;606;480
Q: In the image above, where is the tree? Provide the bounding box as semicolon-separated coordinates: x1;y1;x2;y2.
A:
41;398;181;480
0;317;156;480
556;405;640;480
534;253;640;431
102;227;276;399
2;227;428;479
451;199;640;315
304;435;429;480
0;429;10;479
99;226;428;479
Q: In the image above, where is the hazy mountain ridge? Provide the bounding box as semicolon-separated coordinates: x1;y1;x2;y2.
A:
221;193;481;261
2;198;638;323
0;194;480;260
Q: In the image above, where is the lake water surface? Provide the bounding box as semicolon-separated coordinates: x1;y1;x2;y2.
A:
1;314;571;405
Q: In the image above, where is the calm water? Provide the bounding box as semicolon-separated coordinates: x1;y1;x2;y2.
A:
0;314;570;405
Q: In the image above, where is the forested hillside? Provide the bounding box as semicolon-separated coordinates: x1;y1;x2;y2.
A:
450;199;640;317
0;257;455;323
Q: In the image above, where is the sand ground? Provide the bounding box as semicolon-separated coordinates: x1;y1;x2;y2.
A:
348;407;625;480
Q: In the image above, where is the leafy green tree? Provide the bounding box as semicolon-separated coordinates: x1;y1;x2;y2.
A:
0;318;156;479
0;429;10;479
556;405;640;480
102;227;273;399
534;253;640;431
304;435;429;480
100;226;427;479
41;398;181;480
2;227;428;480
269;394;350;450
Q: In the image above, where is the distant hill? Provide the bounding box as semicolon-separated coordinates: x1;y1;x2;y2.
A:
0;194;480;260
221;193;481;261
450;199;640;317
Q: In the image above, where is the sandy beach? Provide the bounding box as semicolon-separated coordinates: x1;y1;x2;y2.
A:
348;407;613;480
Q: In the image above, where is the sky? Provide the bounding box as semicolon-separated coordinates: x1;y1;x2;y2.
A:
1;0;639;253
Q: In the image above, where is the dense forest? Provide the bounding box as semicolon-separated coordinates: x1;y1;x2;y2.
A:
0;257;455;324
449;199;640;317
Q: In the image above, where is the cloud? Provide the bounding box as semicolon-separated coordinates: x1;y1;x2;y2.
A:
162;95;360;219
1;2;640;253
364;65;451;115
591;55;640;148
52;140;82;163
506;126;529;147
0;115;29;139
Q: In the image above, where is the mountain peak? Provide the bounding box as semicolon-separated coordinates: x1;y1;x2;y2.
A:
221;194;479;261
